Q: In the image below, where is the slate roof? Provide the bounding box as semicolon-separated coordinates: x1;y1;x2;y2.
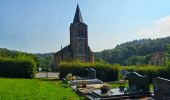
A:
73;4;84;23
55;45;72;56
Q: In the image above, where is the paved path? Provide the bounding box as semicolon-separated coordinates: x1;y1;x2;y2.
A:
36;72;59;79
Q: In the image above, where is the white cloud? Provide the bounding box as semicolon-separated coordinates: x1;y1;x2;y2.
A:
138;16;170;38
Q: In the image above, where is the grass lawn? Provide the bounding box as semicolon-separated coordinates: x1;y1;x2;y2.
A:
0;78;83;100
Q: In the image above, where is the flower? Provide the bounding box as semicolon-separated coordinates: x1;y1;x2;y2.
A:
65;73;77;81
101;83;110;94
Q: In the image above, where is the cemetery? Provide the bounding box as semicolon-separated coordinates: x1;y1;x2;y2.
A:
63;67;170;100
1;1;170;100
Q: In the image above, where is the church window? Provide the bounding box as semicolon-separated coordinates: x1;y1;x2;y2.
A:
76;30;84;38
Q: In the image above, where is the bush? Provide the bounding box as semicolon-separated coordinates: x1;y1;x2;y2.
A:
59;61;119;82
0;57;36;78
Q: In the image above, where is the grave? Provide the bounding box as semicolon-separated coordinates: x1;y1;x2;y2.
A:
153;77;170;100
68;68;100;85
125;72;150;93
72;84;102;95
87;88;152;100
69;79;103;85
86;72;151;100
67;69;102;95
70;78;103;95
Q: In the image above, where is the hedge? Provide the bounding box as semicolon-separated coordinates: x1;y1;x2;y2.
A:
0;57;36;78
59;62;119;82
59;61;170;82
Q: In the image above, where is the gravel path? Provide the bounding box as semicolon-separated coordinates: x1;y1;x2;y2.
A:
36;72;59;79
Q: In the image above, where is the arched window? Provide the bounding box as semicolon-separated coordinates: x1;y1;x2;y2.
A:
76;30;84;38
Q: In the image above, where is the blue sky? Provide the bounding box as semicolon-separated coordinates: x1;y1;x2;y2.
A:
1;0;170;53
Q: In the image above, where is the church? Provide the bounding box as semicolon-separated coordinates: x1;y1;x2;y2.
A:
54;5;94;69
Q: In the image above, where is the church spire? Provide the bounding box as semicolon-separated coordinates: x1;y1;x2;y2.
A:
73;4;84;23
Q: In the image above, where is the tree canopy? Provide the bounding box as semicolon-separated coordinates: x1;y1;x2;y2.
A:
95;37;170;65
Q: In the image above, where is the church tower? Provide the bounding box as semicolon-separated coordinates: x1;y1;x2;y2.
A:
70;4;90;61
54;4;94;70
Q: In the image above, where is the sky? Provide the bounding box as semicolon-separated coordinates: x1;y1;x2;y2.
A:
1;0;170;53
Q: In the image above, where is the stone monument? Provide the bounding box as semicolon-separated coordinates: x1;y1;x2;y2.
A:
125;72;150;93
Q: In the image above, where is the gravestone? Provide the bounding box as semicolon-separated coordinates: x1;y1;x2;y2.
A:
87;68;96;79
153;77;170;100
125;72;150;93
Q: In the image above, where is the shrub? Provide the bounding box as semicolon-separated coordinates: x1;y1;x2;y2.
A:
0;57;36;78
59;62;119;81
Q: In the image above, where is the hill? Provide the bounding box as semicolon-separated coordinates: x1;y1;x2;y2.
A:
95;37;170;65
2;36;170;67
0;48;55;71
0;48;37;60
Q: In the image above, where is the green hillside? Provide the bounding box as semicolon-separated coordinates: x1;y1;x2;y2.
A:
2;36;170;67
0;48;55;71
95;37;170;65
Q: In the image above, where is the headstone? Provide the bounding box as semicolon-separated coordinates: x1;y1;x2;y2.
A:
153;77;170;100
125;72;150;93
87;68;96;79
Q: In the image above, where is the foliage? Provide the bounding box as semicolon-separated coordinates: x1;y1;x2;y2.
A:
65;73;77;81
123;56;147;65
95;37;170;65
0;78;82;100
165;60;170;68
0;57;36;78
36;53;54;71
59;61;170;82
0;48;37;61
0;48;38;78
59;62;119;81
